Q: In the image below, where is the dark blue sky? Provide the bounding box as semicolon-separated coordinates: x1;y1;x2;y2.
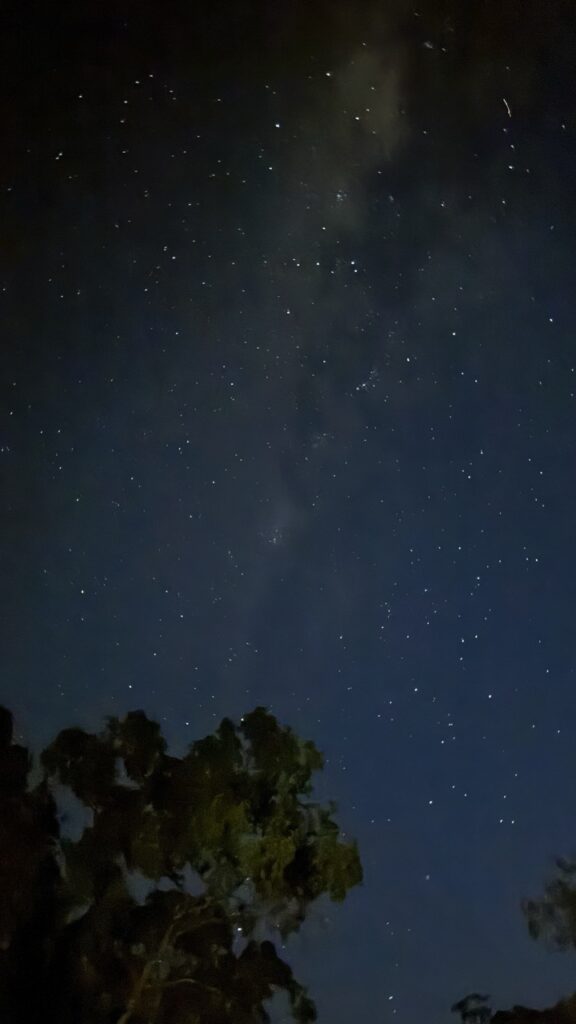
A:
3;1;576;1019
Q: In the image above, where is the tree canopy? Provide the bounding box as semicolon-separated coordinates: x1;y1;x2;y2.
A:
0;705;362;1024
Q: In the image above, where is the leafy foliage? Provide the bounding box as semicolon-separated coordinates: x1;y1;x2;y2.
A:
0;705;362;1024
0;708;58;950
523;857;576;951
452;994;493;1024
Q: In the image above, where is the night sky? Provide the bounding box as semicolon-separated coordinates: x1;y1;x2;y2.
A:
3;1;576;1020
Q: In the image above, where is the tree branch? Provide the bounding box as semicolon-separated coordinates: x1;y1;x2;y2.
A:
160;977;223;997
116;918;177;1024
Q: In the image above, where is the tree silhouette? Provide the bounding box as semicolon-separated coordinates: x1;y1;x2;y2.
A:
523;857;576;952
452;993;493;1024
490;996;576;1024
0;705;362;1024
